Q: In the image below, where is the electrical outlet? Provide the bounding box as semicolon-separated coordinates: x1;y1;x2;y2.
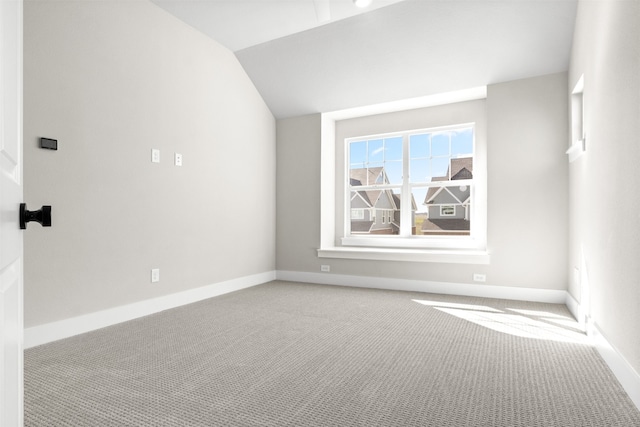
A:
151;268;160;283
473;273;486;282
321;265;330;272
175;153;182;166
151;149;160;163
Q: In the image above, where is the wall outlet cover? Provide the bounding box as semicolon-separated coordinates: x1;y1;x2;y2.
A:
473;273;486;282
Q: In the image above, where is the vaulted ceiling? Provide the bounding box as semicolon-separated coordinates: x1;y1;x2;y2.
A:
151;0;578;118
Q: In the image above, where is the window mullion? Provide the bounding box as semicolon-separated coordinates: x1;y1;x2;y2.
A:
400;134;411;236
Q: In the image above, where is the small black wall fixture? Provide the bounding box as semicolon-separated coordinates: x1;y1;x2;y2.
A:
20;203;52;229
39;137;58;150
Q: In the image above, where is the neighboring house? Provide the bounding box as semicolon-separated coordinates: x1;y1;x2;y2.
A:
350;167;416;234
422;157;473;235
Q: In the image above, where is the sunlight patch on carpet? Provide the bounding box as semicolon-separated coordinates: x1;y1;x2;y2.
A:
413;299;588;344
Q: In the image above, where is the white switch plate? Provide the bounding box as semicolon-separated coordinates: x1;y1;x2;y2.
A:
321;265;330;272
151;149;160;163
175;153;182;166
151;268;160;283
473;273;486;282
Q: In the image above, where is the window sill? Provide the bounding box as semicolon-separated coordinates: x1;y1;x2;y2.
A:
317;246;490;264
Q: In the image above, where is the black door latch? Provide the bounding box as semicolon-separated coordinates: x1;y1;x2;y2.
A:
20;203;52;229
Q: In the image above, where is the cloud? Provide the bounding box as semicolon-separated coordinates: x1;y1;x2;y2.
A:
371;146;385;156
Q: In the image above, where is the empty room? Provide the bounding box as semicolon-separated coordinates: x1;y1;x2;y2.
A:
1;0;639;425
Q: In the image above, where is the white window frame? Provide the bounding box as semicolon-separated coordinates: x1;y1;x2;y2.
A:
343;123;478;249
318;88;489;264
566;75;586;162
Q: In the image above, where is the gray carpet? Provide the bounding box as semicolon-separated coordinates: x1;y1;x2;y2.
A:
25;281;640;426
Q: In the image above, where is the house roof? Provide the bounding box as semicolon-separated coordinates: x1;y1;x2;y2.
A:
392;193;418;211
351;167;385;208
450;157;473;180
422;218;471;232
424;157;473;204
350;167;384;187
350;221;374;233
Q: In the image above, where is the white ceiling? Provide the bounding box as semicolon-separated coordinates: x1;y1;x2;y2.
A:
152;0;578;119
152;0;407;52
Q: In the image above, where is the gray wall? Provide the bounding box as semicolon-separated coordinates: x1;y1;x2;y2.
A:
277;73;568;290
568;0;640;372
23;0;276;327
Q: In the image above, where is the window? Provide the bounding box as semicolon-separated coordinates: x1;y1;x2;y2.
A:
440;205;456;216
318;88;489;263
567;75;585;162
346;124;475;243
351;209;364;220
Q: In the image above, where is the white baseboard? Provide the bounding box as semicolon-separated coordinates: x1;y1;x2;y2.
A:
24;271;276;349
562;294;640;411
589;322;640;411
564;292;582;323
276;270;567;304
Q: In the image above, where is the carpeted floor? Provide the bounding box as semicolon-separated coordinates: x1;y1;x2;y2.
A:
24;281;640;426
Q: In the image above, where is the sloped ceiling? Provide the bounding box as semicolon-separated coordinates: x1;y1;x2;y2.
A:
153;0;578;119
151;0;407;52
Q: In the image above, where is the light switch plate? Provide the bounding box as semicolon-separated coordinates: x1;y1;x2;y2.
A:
151;149;160;163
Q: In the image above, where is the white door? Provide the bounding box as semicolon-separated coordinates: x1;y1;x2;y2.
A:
1;0;24;426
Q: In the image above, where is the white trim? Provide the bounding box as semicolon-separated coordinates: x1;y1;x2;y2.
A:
276;270;565;303
566;138;585;162
326;87;487;121
564;291;581;323
324;242;489;262
560;293;640;412
340;235;485;251
589;323;640;411
24;271;276;349
572;74;584;95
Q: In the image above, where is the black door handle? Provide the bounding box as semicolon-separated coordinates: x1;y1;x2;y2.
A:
20;203;52;229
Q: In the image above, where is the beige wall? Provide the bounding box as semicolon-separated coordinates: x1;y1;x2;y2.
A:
568;0;640;371
277;73;568;291
23;0;276;327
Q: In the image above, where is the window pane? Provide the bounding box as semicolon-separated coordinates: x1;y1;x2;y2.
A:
410;134;429;158
431;133;450;157
451;128;473;157
410;158;430;183
349;141;367;168
368;139;384;163
384;161;403;185
384;137;403;161
349;138;404;186
416;184;471;236
350;166;382;186
350;190;400;235
431;157;450;179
